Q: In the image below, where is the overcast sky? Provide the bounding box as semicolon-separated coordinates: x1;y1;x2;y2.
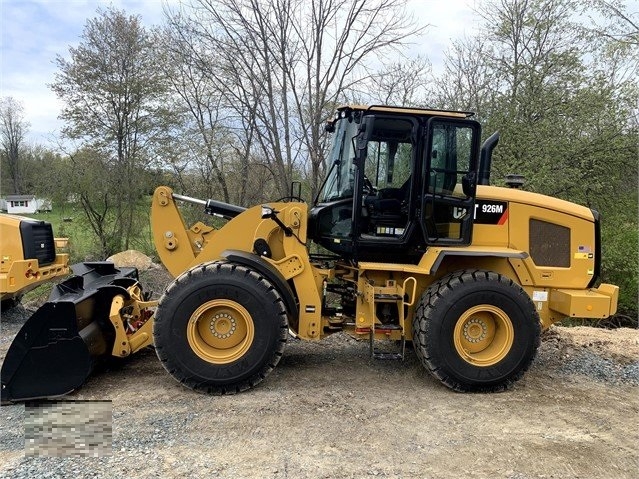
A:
0;0;479;146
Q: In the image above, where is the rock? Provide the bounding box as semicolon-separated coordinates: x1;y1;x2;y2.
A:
106;250;153;272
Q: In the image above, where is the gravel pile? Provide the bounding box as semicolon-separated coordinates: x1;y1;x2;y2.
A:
554;350;639;385
535;326;639;386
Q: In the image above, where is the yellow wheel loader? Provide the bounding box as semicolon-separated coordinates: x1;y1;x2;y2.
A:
0;214;70;310
0;105;619;402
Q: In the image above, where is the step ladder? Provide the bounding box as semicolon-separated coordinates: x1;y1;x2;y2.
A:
368;277;417;361
370;323;406;360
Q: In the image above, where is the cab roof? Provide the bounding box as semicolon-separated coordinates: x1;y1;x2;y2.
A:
339;104;474;119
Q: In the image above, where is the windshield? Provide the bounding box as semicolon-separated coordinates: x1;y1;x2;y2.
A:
318;116;359;203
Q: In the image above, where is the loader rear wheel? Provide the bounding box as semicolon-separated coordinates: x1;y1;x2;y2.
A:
154;261;288;394
412;270;540;392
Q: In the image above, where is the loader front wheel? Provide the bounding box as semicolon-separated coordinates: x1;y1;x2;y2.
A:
412;270;540;392
186;299;255;365
154;261;288;394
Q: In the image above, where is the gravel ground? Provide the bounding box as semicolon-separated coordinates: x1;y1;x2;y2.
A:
1;277;638;478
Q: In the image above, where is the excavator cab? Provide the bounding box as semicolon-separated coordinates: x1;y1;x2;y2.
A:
309;105;482;262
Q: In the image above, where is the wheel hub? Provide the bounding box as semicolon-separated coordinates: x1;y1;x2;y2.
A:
209;313;237;339
187;299;255;364
463;318;488;343
453;305;514;367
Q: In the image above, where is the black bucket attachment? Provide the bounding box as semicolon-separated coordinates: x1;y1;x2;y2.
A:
1;262;138;403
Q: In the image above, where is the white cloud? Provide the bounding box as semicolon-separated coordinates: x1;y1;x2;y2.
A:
407;0;481;73
1;0;484;147
0;0;176;146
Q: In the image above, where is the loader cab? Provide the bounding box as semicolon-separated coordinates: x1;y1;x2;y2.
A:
309;106;481;262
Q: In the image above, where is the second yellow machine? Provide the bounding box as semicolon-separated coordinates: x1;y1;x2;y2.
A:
1;105;618;402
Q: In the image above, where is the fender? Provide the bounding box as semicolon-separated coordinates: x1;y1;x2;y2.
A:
420;246;529;275
221;249;299;319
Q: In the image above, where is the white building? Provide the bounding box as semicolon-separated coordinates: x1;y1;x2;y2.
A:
3;195;52;214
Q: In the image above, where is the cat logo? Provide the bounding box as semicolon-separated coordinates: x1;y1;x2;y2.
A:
453;207;467;219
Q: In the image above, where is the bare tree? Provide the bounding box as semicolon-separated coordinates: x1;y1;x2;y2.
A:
0;97;29;194
174;0;424;200
579;0;639;87
362;56;433;107
156;10;247;204
584;0;639;46
437;36;497;120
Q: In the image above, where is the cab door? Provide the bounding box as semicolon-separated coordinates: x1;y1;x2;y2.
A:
421;118;481;245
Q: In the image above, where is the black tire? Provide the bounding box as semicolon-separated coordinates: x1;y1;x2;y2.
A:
412;270;541;392
153;261;288;394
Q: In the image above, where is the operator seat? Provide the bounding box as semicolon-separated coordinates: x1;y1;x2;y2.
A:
364;177;411;232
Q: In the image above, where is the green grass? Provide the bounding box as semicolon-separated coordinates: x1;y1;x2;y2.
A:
26;200;157;263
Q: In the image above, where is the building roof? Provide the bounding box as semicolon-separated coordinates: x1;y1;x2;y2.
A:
5;195;36;201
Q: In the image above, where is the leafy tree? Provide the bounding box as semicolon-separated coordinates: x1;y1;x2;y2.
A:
20;145;62;198
50;7;169;254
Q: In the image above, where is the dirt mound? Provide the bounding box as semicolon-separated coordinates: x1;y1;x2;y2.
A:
106;250;153;271
544;325;639;365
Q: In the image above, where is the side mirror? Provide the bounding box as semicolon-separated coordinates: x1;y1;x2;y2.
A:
462;171;477;198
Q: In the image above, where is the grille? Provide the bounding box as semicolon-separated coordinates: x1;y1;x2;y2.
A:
529;219;570;267
20;220;56;266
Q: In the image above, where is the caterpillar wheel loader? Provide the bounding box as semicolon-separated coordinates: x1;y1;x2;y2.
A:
1;105;619;403
0;214;70;310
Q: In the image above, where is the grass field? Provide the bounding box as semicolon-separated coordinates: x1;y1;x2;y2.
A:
23;199;156;264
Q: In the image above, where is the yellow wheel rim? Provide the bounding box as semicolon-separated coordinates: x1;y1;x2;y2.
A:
187;299;254;364
453;304;514;367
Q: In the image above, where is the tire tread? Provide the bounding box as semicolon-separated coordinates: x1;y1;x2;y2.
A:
154;260;288;395
412;269;541;393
